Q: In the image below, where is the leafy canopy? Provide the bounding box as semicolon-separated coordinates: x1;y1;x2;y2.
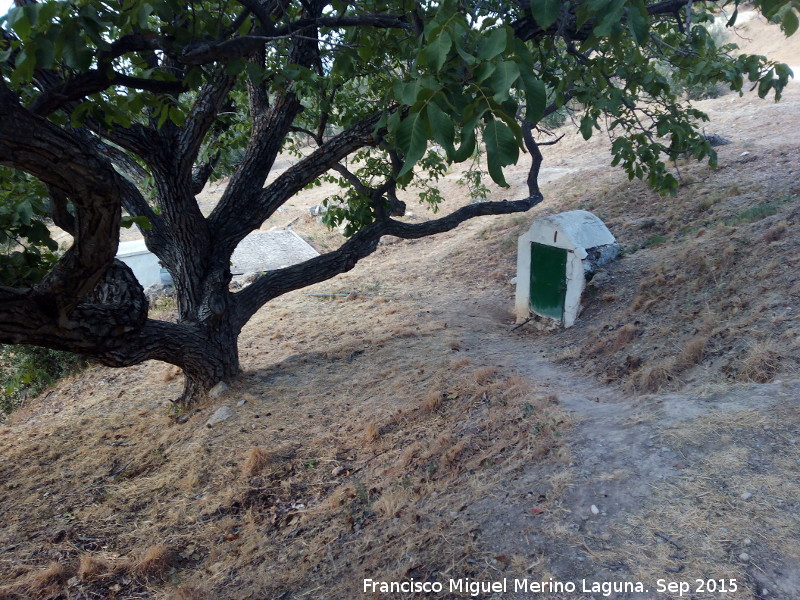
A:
0;0;796;284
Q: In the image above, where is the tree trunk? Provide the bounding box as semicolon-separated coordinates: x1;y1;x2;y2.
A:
162;246;243;408
173;314;242;409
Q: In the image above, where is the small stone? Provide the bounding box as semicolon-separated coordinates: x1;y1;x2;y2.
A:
738;552;750;561
743;538;752;545
762;588;769;596
741;492;753;501
740;151;750;156
703;133;731;147
590;504;600;515
331;466;345;476
236;398;247;407
205;406;234;427
600;532;612;542
588;272;611;288
209;381;230;398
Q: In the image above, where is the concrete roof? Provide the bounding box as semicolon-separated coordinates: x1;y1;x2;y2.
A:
231;230;319;274
116;230;320;273
526;209;616;252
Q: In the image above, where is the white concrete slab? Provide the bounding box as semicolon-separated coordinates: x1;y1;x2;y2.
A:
231;230;319;274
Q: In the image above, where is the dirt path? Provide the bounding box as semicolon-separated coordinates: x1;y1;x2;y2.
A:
420;292;800;599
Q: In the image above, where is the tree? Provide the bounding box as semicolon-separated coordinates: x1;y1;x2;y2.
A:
0;0;795;406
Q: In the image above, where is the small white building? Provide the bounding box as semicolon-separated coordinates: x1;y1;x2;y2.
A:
116;230;321;290
515;210;618;327
116;239;163;288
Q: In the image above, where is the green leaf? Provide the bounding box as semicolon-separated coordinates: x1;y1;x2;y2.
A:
627;0;649;45
34;39;55;69
518;70;546;123
487;61;520;102
168;105;185;127
426;101;455;157
9;8;31;38
593;0;626;37
475;61;497;83
483;119;518;187
137;3;154;28
782;9;799;36
396;111;428;177
121;215;152;231
452;128;477;162
426;30;452;71
477;27;507;61
530;0;561;29
579;114;596;140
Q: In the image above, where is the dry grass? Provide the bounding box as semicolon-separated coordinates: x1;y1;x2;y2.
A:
162;365;182;383
551;141;800;392
242;447;271;477
2;48;799;598
23;562;71;598
76;555;114;583
613;324;636;350
627;360;675;393
363;421;380;443
736;341;783;383
761;222;787;242
675;335;708;370
0;300;569;599
129;545;174;580
167;585;209;600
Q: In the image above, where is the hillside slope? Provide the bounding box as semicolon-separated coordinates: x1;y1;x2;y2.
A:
1;12;799;600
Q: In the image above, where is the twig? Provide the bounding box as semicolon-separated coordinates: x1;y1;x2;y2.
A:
510;317;534;331
654;530;684;550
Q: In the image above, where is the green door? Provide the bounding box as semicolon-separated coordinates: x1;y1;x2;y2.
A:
530;242;567;320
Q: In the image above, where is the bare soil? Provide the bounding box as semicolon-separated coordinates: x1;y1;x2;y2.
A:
2;12;800;600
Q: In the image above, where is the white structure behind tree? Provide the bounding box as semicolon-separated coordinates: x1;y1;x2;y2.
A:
515;210;619;327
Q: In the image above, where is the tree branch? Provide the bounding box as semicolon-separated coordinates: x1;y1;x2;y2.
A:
177;69;237;185
0;83;122;310
512;0;692;42
233;193;542;327
179;13;409;64
29;68;185;117
210;111;382;254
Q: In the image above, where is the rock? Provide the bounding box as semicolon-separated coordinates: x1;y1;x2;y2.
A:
236;398;247;407
209;381;229;398
378;235;402;246
331;466;345;476
702;133;731;147
588;271;611;288
590;504;600;515
309;205;325;216
743;538;752;545
144;283;175;301
738;552;750;561
741;491;753;501
205;406;234;427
